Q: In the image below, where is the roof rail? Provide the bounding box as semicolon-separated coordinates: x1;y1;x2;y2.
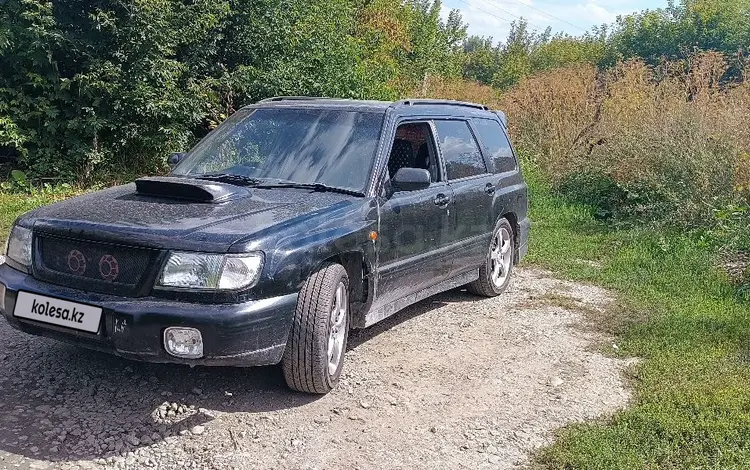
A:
257;96;332;103
395;99;490;111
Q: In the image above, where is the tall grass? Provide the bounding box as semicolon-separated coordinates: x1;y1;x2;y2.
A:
422;55;749;234
421;53;750;283
0;186;86;242
416;74;503;108
498;52;750;230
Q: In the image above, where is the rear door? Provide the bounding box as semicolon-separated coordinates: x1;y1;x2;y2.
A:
471;117;525;228
432;119;495;275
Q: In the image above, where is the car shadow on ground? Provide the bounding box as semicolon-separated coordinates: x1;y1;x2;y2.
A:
347;288;476;350
0;288;475;464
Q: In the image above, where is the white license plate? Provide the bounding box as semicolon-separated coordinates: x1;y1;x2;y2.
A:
13;292;103;334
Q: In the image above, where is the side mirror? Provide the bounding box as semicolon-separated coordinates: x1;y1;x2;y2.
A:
392;168;431;192
169;152;186;168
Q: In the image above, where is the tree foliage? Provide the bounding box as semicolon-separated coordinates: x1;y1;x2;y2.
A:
609;0;750;65
3;0;750;181
460;20;606;91
0;0;466;181
461;0;750;90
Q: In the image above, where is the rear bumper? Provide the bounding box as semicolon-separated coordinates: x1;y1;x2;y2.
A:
517;217;531;262
0;263;297;367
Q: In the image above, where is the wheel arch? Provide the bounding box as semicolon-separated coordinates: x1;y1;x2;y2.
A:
320;250;373;326
499;212;521;265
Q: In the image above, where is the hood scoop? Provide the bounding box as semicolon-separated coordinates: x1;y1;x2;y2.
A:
134;176;249;203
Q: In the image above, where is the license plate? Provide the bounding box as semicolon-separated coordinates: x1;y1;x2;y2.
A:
13;292;103;334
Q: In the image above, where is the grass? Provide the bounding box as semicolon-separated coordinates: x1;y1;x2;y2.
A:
0;188;86;242
524;167;750;469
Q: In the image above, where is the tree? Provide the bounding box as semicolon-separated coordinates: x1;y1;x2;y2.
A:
2;0;438;180
607;0;750;66
531;30;607;72
492;20;550;90
462;35;500;85
401;0;466;88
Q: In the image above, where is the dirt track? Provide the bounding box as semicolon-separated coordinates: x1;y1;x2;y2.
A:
0;268;633;470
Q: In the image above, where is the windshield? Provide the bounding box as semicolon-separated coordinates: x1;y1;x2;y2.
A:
172;107;385;193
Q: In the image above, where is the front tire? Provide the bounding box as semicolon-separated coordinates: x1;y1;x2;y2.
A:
467;218;515;297
282;263;350;394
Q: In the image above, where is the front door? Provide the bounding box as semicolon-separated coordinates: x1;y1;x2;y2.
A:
375;121;455;308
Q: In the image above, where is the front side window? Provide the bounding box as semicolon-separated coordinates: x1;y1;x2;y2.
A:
387;122;440;183
172;108;385;192
473;118;516;173
433;120;486;180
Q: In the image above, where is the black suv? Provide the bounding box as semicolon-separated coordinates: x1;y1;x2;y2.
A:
0;97;529;394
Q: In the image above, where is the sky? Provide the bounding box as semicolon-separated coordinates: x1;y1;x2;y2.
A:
442;0;669;42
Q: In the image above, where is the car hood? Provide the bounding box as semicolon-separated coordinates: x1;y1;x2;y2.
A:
22;182;363;252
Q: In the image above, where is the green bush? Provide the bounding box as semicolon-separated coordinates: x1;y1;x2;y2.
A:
0;0;467;183
557;171;628;221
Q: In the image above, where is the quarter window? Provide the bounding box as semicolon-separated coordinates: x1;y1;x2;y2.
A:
433;120;486;180
473;119;516;173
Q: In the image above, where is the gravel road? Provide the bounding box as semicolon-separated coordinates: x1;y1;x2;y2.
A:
0;268;633;470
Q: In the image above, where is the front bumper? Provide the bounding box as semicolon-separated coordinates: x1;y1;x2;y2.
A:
0;263;297;367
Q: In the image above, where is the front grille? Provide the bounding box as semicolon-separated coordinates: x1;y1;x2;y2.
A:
33;234;163;296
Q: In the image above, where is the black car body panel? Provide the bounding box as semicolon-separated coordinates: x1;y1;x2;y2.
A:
26;183;355;253
0;98;530;367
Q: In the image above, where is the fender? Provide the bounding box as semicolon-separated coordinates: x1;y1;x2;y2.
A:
230;198;380;300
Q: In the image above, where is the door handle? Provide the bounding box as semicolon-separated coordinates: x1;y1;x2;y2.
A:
434;194;451;208
485;183;496;196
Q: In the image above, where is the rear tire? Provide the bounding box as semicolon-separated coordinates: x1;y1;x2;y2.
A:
282;263;350;394
467;218;515;297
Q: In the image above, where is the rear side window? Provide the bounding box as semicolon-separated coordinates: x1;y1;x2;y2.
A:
433;120;486;180
473;119;516;173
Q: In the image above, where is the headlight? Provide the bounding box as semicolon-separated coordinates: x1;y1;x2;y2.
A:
157;252;264;291
6;225;33;269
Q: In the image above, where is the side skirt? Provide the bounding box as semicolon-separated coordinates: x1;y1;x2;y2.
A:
362;269;479;328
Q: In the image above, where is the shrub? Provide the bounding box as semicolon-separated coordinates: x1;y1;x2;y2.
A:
0;0;468;184
416;75;501;107
498;52;750;229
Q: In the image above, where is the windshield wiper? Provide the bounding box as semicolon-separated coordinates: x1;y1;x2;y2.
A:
192;174;364;196
192;173;263;186
252;181;365;197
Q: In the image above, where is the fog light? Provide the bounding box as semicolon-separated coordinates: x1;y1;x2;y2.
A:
164;327;203;359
